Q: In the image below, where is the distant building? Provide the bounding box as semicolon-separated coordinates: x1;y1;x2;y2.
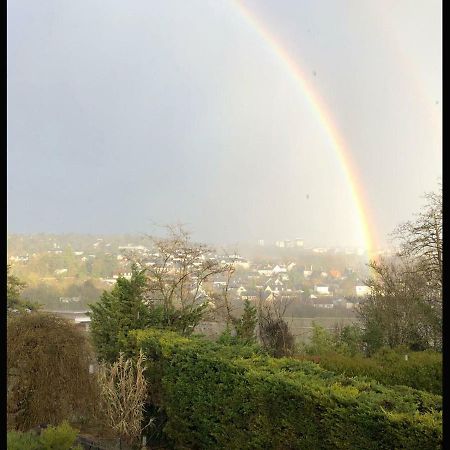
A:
356;285;371;297
272;265;287;274
314;285;330;295
59;297;81;304
313;298;334;309
258;239;265;247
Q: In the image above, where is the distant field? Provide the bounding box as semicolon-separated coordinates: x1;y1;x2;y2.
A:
285;316;360;343
196;316;359;344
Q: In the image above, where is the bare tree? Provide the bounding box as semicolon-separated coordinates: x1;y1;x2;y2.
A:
392;187;442;291
97;350;150;448
357;257;441;353
257;292;295;357
133;225;234;334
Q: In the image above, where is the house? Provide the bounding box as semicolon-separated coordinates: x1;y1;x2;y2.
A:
313;298;334;309
257;269;272;277
241;290;259;301
272;265;287;275
59;297;81;304
314;285;330;295
303;266;313;278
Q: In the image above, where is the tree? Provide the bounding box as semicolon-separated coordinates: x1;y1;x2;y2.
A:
257;293;295;357
358;257;441;353
7;265;39;313
7;313;98;430
136;225;233;335
233;299;258;344
392;187;442;290
89;266;154;362
356;187;443;354
97;351;149;448
7;265;26;310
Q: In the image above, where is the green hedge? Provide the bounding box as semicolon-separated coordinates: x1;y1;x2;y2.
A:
128;329;442;450
310;350;442;395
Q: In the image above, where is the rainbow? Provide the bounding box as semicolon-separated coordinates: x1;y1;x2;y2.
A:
233;1;378;258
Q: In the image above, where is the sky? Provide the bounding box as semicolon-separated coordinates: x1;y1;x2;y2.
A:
7;0;441;249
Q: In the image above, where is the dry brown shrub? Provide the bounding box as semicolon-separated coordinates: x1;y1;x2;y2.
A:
97;350;149;446
7;312;98;431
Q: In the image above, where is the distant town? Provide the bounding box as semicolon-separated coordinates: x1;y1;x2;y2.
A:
7;233;394;318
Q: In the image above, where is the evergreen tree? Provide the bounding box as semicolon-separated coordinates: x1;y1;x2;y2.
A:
89;266;153;362
234;299;258;344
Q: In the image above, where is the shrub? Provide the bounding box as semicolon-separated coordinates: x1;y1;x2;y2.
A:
7;422;82;450
7;431;41;450
313;348;442;395
127;329;442;449
39;421;82;450
7;313;98;430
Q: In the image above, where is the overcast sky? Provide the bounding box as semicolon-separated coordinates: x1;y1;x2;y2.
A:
7;0;441;248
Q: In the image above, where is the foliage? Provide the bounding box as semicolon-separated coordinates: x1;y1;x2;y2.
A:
7;265;40;312
258;295;295;357
303;323;364;356
89;266;154;362
7;430;41;450
97;351;150;446
126;329;442;449
137;225;233;335
39;421;82;450
311;348;442;395
7;422;82;450
358;258;441;353
392;187;442;290
7;313;98;431
358;187;443;354
232;299;258;344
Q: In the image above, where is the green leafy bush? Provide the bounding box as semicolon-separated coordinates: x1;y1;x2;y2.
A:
39;421;82;450
7;431;41;450
127;329;442;450
7;422;82;450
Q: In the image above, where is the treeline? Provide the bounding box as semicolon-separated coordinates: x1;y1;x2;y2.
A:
20;279;106;311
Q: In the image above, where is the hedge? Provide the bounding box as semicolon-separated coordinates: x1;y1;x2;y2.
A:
128;329;442;450
309;350;442;395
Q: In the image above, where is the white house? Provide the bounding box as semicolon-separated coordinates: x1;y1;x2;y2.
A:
314;285;330;295
272;265;287;275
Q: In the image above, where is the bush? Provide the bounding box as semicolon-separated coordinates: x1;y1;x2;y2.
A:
40;421;82;450
7;313;98;430
7;422;82;450
127;329;442;449
312;348;442;395
7;431;41;450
